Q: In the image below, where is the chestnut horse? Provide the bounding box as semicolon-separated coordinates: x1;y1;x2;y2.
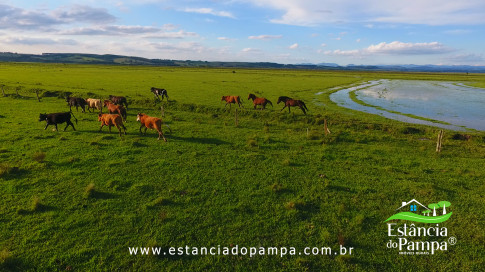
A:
136;113;168;141
277;96;309;115
247;93;273;110
98;114;126;137
221;95;243;108
103;100;127;122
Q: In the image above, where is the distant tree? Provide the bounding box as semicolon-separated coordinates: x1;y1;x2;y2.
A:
428;203;440;216
422;210;431;217
438;201;451;215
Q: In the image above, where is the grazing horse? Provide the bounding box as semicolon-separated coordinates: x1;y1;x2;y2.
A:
66;97;87;113
98;114;126;137
108;95;128;109
151;87;169;101
277;96;309;115
221;96;243;109
247;93;273;110
136;113;168;141
104;100;127;122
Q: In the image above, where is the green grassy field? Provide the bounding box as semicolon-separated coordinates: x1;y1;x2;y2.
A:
1;63;484;271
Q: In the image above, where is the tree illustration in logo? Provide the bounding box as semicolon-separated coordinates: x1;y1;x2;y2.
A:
428;203;440;216
438;201;451;215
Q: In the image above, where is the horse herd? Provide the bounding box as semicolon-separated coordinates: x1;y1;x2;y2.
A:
39;87;309;142
222;94;309;114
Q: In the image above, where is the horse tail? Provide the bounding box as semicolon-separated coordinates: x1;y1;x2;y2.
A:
118;108;127;122
267;99;273;107
300;101;308;111
70;112;78;124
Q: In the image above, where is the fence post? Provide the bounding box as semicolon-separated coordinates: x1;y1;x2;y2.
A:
1;85;5;97
35;89;41;102
324;119;331;135
436;130;444;152
160;105;165;117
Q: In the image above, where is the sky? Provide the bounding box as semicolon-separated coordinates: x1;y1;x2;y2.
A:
1;0;485;65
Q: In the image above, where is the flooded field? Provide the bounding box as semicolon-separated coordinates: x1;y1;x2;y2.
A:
330;80;485;131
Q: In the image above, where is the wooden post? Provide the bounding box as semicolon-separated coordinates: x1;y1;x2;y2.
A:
324;119;331;135
1;85;5;97
160;105;165;117
436;130;444;152
35;89;41;102
306;127;309;137
235;109;238;127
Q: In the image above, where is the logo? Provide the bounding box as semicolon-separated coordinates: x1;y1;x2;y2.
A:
385;199;456;255
385;199;452;223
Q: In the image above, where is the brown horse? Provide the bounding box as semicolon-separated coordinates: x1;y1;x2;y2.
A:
136;113;168;141
247;93;273;110
98;114;126;137
221;96;243;108
103;100;127;122
277;96;308;115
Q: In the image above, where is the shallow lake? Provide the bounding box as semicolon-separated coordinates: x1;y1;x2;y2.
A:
329;80;485;131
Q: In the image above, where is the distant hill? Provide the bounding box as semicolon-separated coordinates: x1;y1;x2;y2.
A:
1;52;484;72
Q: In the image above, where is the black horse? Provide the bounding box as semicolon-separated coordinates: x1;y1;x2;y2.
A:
151;87;169;101
108;95;129;109
277;96;309;115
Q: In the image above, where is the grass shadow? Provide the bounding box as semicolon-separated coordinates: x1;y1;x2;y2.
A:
89;191;118;200
17;204;57;215
169;135;230;145
0;167;30;180
328;185;354;193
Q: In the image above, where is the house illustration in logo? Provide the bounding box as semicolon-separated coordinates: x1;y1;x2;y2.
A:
385;199;452;223
396;199;431;214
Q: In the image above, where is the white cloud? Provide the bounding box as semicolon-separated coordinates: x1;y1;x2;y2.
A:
4;36;78;45
325;41;453;57
246;0;485;26
145;30;199;39
60;25;198;39
218;37;236;41
182;8;235;18
289;43;299;49
443;29;473;35
366;41;452;54
248;34;283;40
53;4;116;24
162;24;179;31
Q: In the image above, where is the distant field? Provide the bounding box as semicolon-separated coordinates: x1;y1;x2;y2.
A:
1;63;484;271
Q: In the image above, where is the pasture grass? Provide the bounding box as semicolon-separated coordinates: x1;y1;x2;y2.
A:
0;63;484;271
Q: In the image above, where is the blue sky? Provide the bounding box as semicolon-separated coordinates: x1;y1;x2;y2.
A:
1;0;485;65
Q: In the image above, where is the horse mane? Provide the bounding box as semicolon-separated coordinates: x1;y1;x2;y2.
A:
277;96;292;104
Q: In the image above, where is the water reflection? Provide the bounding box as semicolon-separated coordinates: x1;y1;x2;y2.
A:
330;80;485;131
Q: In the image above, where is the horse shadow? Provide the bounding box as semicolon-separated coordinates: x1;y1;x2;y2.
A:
169;135;230;145
89;191;118;200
